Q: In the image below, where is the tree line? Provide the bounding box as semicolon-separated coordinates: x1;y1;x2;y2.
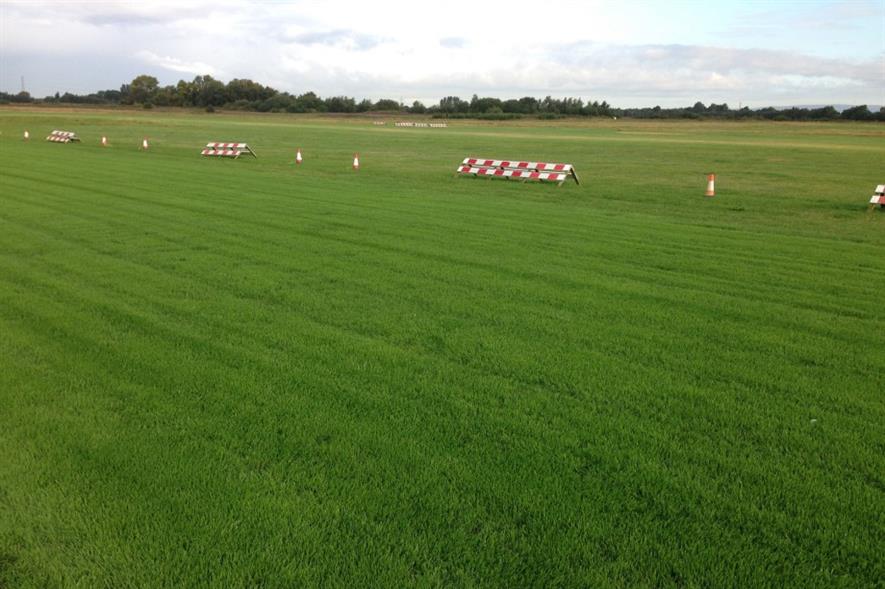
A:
2;74;883;121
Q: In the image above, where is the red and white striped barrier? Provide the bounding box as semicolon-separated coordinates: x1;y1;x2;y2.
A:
205;142;252;150
396;121;448;128
456;165;569;184
373;121;386;125
457;157;580;185
200;142;256;159
46;130;80;143
462;158;575;173
870;184;885;208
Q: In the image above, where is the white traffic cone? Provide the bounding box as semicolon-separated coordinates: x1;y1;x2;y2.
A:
352;153;360;171
296;148;303;164
101;135;108;147
142;137;149;150
705;173;715;197
23;130;29;141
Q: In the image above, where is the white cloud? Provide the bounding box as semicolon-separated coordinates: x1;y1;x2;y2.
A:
135;51;221;77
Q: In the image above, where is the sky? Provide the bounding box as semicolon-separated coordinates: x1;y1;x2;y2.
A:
1;0;883;108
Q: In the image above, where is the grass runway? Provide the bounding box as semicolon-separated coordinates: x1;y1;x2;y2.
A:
0;108;883;586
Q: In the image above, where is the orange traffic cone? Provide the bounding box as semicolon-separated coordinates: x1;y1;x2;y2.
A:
352;153;360;171
23;130;29;141
101;135;108;147
705;173;715;197
142;137;149;150
296;148;303;164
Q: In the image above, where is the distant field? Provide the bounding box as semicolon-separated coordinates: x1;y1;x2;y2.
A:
1;107;883;587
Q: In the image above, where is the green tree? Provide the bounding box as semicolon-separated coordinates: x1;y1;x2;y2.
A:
154;85;182;107
438;96;468;114
469;95;503;113
808;106;838;120
191;75;227;107
374;99;401;111
325;96;357;112
841;105;872;121
226;79;275;103
129;75;159;104
295;92;325;112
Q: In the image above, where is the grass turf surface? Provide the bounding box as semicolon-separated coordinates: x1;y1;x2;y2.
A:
0;108;883;587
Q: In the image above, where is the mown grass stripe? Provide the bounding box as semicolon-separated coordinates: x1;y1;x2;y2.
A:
1;110;883;587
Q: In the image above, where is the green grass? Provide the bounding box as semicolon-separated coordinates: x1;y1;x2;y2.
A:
0;107;883;587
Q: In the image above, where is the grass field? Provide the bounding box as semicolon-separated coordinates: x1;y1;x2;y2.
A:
1;107;883;587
